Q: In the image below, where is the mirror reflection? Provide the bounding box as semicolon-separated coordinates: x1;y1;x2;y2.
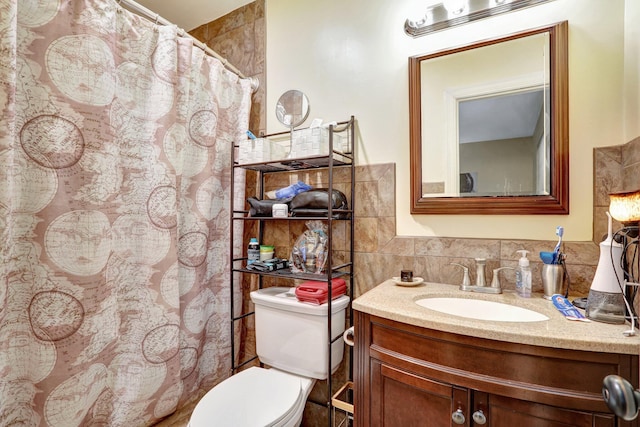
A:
458;88;549;197
276;90;310;128
421;31;548;198
409;22;568;215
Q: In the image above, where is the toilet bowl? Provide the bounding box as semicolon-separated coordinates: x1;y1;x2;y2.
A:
188;367;315;427
188;287;349;427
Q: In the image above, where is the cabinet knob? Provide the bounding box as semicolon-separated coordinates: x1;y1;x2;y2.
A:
472;410;487;424
451;408;465;424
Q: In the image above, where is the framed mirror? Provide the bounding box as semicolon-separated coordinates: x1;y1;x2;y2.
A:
409;21;568;214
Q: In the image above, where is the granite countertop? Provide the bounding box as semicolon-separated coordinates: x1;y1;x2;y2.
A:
352;280;640;355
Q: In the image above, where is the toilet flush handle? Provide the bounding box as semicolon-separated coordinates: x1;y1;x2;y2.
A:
343;326;355;346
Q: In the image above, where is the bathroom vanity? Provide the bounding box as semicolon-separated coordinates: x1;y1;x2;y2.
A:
352;281;640;426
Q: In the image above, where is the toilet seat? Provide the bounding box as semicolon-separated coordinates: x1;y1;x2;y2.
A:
188;367;315;427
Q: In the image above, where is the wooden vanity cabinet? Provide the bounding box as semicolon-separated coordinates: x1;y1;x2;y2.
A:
354;311;639;427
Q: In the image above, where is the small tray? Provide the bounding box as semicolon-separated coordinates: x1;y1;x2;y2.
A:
392;277;424;287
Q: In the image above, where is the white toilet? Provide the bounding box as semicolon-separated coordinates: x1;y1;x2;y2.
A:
188;287;350;427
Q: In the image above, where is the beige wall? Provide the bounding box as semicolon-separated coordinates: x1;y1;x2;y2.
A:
265;0;637;241
460;137;536;195
625;0;640;141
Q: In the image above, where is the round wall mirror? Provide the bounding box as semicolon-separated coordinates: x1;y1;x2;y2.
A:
276;90;310;129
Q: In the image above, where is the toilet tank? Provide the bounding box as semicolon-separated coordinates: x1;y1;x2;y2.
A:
250;287;350;380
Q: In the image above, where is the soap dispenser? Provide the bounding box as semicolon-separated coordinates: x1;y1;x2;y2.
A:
516;250;532;298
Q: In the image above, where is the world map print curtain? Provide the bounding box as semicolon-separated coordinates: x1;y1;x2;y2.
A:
0;0;251;425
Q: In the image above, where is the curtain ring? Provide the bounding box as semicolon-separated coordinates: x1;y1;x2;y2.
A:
154;14;159;24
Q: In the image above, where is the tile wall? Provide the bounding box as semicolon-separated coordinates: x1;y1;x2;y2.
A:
279;163;601;300
249;133;640;324
189;0;265;135
243;135;640;307
594;136;640;242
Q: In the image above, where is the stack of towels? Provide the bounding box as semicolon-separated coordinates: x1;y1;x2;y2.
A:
295;278;347;305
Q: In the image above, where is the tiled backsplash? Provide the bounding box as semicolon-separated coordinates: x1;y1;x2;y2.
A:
346;164;601;298
252;134;640;302
288;135;639;301
251;154;636;300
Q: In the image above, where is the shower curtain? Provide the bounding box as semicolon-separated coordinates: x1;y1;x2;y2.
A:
0;0;251;425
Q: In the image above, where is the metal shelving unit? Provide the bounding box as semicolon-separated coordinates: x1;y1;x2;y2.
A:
229;116;355;426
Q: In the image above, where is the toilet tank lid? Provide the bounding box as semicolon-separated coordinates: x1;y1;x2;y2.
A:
251;287;349;315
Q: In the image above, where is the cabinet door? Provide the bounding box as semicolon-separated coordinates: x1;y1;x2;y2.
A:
371;360;470;427
476;392;615;427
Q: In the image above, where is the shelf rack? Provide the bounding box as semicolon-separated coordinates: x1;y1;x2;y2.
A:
229;116;355;426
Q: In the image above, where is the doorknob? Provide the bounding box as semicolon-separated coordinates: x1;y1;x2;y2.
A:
602;375;640;421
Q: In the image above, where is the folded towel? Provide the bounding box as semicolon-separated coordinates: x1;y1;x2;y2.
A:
295;279;347;305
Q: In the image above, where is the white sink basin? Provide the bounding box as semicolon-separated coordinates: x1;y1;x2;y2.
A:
415;297;549;322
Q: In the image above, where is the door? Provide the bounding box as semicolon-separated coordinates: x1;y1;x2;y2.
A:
370;360;470;426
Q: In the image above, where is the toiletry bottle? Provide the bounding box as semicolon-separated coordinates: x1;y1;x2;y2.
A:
247;238;260;265
515;250;532;297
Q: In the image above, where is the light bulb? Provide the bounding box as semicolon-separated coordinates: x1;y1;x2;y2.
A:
406;1;428;28
443;0;467;15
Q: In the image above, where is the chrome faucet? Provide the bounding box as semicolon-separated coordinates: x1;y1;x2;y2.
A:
475;258;487;287
450;262;472;291
450;259;513;294
491;266;515;291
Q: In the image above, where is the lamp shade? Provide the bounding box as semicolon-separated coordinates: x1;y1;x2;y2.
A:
609;189;640;223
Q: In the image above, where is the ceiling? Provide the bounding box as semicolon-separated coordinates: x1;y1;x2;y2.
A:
459;89;545;144
134;0;252;31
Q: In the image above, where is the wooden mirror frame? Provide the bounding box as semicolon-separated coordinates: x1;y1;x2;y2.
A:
409;21;568;215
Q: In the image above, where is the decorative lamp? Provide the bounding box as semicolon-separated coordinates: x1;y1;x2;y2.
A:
609;189;640;228
605;189;640;330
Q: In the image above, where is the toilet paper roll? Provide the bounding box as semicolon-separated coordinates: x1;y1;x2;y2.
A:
343;326;355;347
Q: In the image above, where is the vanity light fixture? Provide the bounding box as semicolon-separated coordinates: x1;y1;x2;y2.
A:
404;0;556;37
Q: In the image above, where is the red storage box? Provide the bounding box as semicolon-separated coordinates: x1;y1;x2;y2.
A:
295;279;347;305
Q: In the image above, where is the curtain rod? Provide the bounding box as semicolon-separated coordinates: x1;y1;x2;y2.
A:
117;0;259;92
